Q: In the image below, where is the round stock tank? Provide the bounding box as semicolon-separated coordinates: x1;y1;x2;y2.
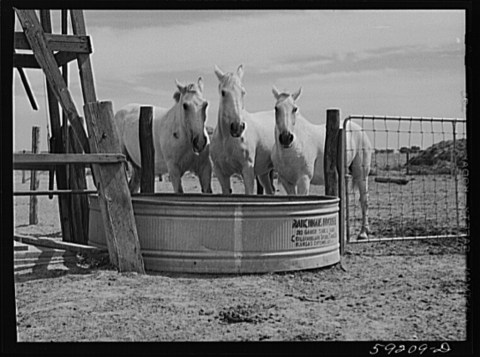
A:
88;194;340;274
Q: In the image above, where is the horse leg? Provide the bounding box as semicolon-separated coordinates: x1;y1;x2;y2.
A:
167;164;184;193
279;175;296;195
257;170;275;195
242;165;256;195
296;175;311;195
352;166;370;240
198;161;213;194
256;177;264;195
128;165;141;194
214;165;232;194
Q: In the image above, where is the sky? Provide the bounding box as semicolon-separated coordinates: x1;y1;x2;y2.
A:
12;9;466;152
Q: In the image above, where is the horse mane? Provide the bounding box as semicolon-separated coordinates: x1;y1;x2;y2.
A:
277;92;291;100
276;91;292;102
173;83;201;103
218;72;242;88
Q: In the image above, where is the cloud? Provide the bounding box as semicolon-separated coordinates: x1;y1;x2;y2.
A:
85;10;464;86
12;10;465;151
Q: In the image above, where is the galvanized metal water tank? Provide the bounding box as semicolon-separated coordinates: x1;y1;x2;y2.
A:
88;194;340;273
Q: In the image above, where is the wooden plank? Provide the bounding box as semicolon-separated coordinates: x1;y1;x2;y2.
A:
14;234;107;255
14;190;97;196
14;52;78;69
324;109;340;197
337;127;346;256
15;65;38;110
70;10;97;103
67;125;90;244
84;101;145;273
139;106;155;193
13;153;126;167
374;177;410;185
14;9;90;154
29;126;40;225
39;9;74;241
14;32;92;53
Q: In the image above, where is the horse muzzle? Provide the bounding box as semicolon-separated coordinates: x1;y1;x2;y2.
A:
230;122;246;138
279;131;294;148
192;135;207;155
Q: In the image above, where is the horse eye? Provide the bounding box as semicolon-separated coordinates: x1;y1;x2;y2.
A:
202;102;208;110
292;107;298;113
183;103;189;110
221;90;226;97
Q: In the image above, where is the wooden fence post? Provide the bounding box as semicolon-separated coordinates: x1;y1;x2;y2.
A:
29;126;40;225
139;106;155;193
324;109;346;255
337;124;346;256
67;126;89;244
324;109;340;197
21;150;26;183
84;101;145;274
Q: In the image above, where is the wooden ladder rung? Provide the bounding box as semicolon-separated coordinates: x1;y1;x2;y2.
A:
13;190;98;196
13;153;126;170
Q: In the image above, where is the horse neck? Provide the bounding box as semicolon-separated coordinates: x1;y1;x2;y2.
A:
165;101;187;133
290;113;308;134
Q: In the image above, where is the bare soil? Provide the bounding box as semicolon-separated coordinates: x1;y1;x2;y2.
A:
13;172;469;342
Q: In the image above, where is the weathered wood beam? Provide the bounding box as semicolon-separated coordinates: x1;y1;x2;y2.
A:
139;106;155;193
15;65;38;110
14;32;92;53
325;109;344;255
324;109;340;197
29;126;40;225
14;9;90;153
84;101;145;274
13;52;78;69
13;153;126;168
39;9;73;239
337;127;346;256
14;190;98;196
14;234;106;255
71;10;97;103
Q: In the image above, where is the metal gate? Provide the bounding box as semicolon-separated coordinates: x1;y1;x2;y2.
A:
342;115;468;242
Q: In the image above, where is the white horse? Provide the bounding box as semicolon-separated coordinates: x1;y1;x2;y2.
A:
271;86;372;239
210;65;275;195
114;78;212;194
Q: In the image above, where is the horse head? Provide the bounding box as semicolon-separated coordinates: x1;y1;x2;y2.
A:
214;64;247;138
272;86;302;149
173;77;209;154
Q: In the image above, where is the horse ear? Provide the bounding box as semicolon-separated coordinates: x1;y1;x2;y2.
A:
214;65;224;81
237;65;244;80
197;77;204;93
173;91;181;102
292;87;302;101
272;86;281;100
175;79;186;94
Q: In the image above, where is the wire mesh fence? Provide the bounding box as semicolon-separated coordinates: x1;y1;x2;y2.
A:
343;116;468;242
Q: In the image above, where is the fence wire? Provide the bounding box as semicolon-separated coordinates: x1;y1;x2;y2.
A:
343;116;468;242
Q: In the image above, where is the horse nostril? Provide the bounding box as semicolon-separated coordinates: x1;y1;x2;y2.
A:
183;103;189;110
241;122;246;130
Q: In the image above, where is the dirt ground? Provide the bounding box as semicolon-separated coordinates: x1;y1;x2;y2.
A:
13;172;469;342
